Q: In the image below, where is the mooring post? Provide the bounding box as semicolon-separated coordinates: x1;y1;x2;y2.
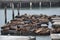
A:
12;3;14;20
5;6;7;24
17;4;20;16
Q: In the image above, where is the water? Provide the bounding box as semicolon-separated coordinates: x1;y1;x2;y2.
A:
36;36;51;40
0;7;60;40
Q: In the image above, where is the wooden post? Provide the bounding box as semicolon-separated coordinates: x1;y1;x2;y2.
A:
12;3;14;20
5;7;7;24
17;4;20;16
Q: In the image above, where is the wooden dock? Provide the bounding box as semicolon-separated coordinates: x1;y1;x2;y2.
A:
1;14;50;36
0;36;36;40
51;34;60;40
50;16;60;40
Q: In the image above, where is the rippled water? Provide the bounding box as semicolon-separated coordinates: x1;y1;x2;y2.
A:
0;7;60;40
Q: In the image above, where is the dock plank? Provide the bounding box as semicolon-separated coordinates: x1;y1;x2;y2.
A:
51;34;60;39
0;36;35;40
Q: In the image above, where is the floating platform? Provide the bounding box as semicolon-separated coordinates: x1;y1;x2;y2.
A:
0;36;36;40
1;14;50;36
51;22;60;33
51;34;60;40
1;14;60;36
51;16;60;23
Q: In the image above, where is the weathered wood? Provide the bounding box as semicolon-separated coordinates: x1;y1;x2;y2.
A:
51;34;60;39
0;36;36;40
51;17;60;20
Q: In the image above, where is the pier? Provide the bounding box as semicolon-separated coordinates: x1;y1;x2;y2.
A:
0;0;60;8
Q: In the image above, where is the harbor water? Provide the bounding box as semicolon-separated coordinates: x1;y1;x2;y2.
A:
0;7;60;40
